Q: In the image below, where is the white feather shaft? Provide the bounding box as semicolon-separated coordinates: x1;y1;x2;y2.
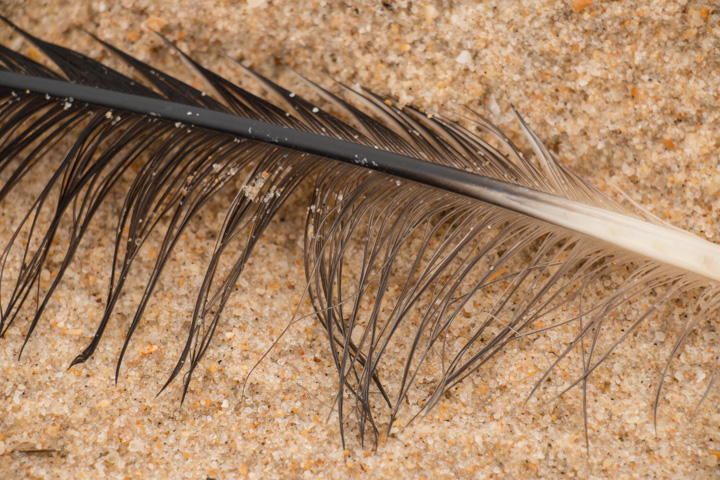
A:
492;185;720;282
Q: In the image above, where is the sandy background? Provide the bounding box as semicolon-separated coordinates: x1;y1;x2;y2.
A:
1;0;720;478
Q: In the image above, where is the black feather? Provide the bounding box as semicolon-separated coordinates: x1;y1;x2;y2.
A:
1;18;719;448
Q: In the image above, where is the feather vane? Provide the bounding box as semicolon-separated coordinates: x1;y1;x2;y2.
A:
0;19;719;446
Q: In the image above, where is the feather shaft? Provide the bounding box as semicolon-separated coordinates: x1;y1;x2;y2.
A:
2;70;718;282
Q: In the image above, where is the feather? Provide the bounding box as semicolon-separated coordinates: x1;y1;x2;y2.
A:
0;19;718;447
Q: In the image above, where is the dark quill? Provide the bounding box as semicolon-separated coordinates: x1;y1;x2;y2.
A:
0;19;718;446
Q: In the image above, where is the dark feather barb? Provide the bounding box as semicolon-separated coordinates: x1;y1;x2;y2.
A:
1;19;719;447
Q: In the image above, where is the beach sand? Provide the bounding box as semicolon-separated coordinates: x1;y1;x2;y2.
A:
1;1;719;478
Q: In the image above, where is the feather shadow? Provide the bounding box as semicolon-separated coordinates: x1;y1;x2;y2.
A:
0;18;718;446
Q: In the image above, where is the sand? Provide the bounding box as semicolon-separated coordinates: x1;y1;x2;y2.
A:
1;1;719;478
